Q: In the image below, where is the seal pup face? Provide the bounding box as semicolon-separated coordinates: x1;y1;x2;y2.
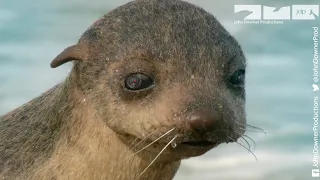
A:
51;0;247;161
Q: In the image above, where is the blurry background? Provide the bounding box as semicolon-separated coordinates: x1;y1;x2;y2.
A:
0;0;317;179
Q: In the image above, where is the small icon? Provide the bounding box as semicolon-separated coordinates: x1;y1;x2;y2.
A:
313;84;319;91
263;6;291;20
312;169;320;177
292;5;319;20
234;5;262;20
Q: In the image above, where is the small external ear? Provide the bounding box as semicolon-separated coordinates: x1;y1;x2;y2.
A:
50;43;88;68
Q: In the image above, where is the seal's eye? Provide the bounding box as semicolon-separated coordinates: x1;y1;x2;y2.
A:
229;69;245;87
125;73;154;91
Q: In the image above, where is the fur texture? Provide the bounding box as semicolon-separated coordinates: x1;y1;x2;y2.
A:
0;0;246;179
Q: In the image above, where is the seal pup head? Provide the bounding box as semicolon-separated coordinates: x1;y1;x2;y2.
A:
51;0;247;161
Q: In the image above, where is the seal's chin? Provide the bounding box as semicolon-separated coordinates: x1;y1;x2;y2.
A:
119;132;230;161
168;139;218;159
169;134;238;159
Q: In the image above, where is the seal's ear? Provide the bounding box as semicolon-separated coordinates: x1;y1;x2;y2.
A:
50;44;88;68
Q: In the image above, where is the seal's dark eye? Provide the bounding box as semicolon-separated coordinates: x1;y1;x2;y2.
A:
125;73;154;91
229;69;245;87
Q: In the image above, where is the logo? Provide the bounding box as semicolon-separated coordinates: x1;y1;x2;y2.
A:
234;5;319;25
234;5;261;20
313;84;319;92
292;5;319;20
312;169;320;177
263;6;291;20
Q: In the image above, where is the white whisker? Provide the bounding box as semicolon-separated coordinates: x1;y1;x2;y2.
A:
138;135;178;178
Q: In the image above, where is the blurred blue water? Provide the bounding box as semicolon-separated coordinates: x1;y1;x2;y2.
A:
0;0;317;179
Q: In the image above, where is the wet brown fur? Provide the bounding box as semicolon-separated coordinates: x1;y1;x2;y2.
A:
0;0;247;179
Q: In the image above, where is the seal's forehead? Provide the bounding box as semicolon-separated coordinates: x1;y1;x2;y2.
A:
81;0;245;69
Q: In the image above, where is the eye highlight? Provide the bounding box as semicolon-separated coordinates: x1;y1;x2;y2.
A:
125;73;154;91
229;69;245;87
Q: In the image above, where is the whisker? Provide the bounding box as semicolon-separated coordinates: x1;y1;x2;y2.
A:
137;135;178;179
240;136;252;151
245;129;266;133
246;124;267;136
129;137;140;149
235;122;267;135
125;128;175;160
133;128;175;155
112;128;175;169
237;126;263;133
131;128;158;150
243;134;256;151
235;141;258;162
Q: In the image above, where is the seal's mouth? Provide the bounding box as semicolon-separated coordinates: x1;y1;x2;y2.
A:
181;140;216;147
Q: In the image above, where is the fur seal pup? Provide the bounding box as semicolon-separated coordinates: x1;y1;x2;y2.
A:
0;0;247;179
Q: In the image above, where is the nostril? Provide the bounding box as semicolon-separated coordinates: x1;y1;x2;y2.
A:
186;109;223;131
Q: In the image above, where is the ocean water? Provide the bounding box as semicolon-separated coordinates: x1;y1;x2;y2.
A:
0;0;317;179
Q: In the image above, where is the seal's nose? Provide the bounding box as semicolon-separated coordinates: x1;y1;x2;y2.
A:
186;109;222;131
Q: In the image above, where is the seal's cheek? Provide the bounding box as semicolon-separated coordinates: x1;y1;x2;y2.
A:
103;83;193;140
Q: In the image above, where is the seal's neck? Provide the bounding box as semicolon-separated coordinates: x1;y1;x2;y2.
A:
32;79;180;180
